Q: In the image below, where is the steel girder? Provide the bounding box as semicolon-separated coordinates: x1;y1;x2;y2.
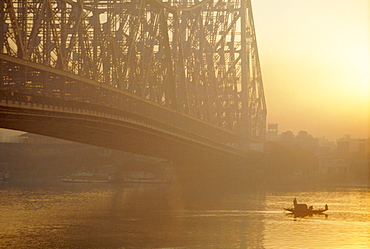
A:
0;0;266;140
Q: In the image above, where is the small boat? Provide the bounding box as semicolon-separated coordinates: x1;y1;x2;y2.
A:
123;171;169;183
0;172;10;181
61;172;111;183
284;198;328;216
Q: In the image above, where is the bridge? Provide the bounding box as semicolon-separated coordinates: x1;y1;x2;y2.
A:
0;0;266;164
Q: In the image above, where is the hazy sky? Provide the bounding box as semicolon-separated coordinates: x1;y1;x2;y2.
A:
252;0;369;140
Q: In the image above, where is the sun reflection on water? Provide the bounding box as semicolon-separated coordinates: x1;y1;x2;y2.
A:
0;182;369;248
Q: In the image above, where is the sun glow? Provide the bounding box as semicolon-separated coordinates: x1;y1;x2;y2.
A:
253;0;370;139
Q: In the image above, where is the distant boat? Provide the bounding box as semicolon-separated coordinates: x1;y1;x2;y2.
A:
61;172;111;183
123;171;169;183
0;172;10;181
284;198;328;216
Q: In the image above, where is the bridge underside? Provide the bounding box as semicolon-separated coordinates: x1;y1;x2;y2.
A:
0;106;249;165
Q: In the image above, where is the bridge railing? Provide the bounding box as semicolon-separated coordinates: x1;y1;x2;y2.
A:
0;57;242;146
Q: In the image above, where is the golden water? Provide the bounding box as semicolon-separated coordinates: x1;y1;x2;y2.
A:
0;180;369;248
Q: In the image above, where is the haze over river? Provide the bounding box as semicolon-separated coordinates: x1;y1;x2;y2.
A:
0;178;369;248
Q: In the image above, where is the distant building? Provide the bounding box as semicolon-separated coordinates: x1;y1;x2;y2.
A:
318;156;350;175
19;133;72;144
358;139;369;154
316;137;336;155
0;129;23;143
267;123;279;142
337;135;369;155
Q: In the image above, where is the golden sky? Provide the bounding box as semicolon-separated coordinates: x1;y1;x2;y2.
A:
253;0;369;140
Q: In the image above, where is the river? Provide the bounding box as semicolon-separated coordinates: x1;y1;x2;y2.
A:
0;178;369;248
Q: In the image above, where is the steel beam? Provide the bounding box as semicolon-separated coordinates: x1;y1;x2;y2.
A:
0;0;266;147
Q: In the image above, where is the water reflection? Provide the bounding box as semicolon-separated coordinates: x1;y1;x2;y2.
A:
286;212;329;219
1;180;369;248
264;188;370;249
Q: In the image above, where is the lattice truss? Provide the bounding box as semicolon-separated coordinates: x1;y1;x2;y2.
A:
0;0;266;139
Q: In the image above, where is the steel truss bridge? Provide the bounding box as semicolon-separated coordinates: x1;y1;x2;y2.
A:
0;0;266;164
